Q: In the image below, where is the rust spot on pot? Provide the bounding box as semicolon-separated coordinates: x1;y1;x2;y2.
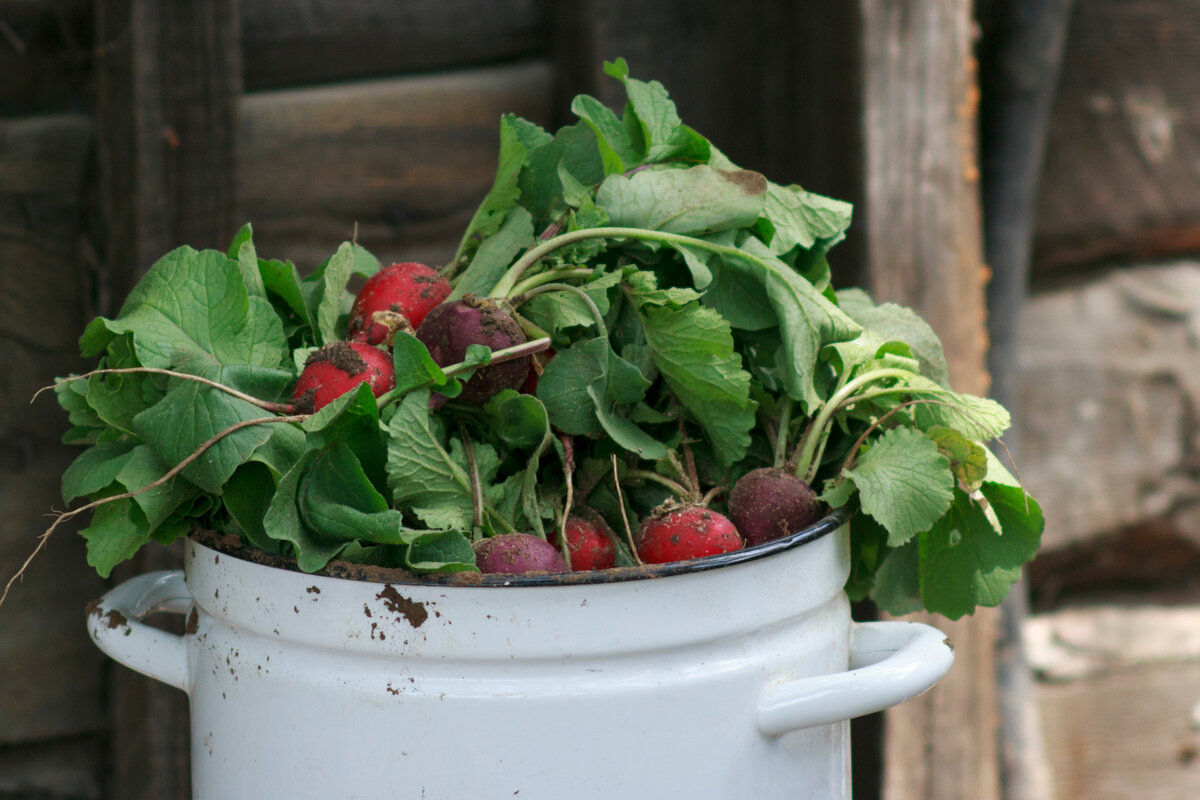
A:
376;585;428;628
186;607;199;634
95;608;128;630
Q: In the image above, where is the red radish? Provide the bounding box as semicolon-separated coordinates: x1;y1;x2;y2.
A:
635;505;743;564
415;295;530;405
727;467;823;547
290;341;395;413
474;533;568;575
549;508;617;571
347;262;451;345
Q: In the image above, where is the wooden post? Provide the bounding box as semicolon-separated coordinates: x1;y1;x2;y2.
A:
859;3;1002;799
94;2;242;798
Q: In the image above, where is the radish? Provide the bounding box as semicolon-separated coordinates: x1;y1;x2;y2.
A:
474;533;568;575
347;262;451;345
635;505;743;564
415;296;530;404
290;341;395;413
727;467;823;547
550;508;617;571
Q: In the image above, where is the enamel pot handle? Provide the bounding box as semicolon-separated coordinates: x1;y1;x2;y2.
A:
86;570;192;692
756;620;954;736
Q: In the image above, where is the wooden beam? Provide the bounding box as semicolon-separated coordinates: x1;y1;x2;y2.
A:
859;3;1001;799
240;0;549;91
94;3;243;798
235;61;555;270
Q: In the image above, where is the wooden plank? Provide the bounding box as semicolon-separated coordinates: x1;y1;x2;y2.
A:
94;3;243;798
1037;660;1200;799
1016;262;1200;552
241;0;550;91
236;60;555;269
0;0;92;113
1027;605;1200;799
0;113;106;752
858;3;1000;800
1032;0;1200;272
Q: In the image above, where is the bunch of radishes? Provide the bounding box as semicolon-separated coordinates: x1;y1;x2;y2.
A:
31;60;1038;620
290;259;828;576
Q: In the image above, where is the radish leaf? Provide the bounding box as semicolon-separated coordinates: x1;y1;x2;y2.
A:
844;427;955;546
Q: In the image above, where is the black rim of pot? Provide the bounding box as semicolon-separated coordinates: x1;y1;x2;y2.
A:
192;508;849;587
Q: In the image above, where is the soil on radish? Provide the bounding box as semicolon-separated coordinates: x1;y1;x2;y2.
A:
290;341;394;413
348;262;452;344
636;505;744;565
728;467;823;547
415;295;530;405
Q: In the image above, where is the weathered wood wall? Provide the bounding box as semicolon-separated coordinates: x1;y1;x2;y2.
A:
1012;2;1200;799
0;110;107;796
1032;0;1200;273
237;62;555;269
2;2;873;798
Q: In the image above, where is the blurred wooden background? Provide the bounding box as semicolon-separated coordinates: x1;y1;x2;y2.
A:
3;1;1200;798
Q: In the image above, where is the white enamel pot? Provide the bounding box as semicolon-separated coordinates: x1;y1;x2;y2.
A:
87;513;952;799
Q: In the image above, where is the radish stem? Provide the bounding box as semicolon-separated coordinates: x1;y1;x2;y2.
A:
508;267;594;297
488;226;791;299
1;413;308;608
792;368;914;482
611;454;643;565
625;468;691;499
511;283;607;336
43;368;296;414
773;396;793;469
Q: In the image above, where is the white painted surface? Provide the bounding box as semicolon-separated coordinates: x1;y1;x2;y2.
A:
88;527;952;800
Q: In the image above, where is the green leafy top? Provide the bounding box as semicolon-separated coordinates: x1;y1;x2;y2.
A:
44;62;1041;620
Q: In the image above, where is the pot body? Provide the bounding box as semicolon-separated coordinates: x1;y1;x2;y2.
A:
88;522;952;800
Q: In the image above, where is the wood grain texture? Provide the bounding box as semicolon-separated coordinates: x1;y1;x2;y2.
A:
1032;0;1200;272
241;0;550;91
94;3;243;798
236;60;555;269
859;3;999;800
861;0;989;397
96;0;243;298
1036;655;1200;799
0;112;106;751
0;735;104;798
0;0;92;114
